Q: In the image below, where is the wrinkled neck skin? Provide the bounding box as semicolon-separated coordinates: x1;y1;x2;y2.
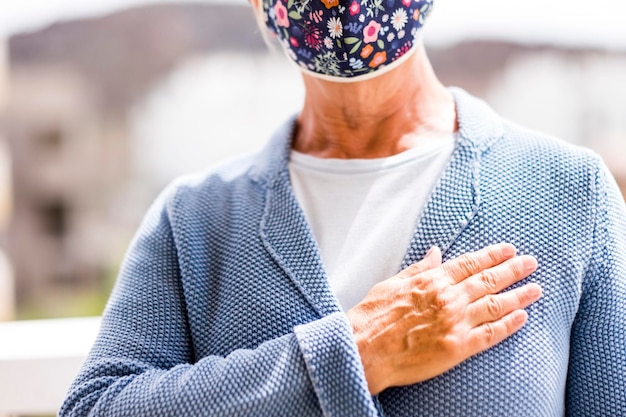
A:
294;42;458;159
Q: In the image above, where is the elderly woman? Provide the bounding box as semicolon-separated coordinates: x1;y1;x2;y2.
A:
61;0;626;416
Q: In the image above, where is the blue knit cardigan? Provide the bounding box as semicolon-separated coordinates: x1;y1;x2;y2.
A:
60;89;626;417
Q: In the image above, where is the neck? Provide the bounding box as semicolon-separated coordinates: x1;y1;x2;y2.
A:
293;42;457;159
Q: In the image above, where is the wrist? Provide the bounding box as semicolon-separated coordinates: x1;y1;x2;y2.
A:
347;309;388;395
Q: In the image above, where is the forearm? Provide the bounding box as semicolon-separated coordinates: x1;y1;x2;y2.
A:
61;313;378;417
62;334;316;416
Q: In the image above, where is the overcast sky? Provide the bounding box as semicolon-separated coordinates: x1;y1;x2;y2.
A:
1;0;625;50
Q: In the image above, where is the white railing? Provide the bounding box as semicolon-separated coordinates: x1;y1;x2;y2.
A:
0;317;100;416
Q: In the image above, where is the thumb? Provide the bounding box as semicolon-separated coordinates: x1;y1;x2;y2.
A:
396;246;442;279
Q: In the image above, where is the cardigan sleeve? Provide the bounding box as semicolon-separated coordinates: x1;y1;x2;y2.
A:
59;186;379;417
566;159;626;415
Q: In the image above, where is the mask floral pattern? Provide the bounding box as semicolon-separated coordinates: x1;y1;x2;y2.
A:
262;0;434;80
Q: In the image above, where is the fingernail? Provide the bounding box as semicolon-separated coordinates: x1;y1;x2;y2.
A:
425;246;438;259
501;243;516;257
522;256;538;272
513;310;528;325
527;283;542;298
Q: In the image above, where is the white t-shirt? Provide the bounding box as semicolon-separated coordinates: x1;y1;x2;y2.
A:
288;134;456;311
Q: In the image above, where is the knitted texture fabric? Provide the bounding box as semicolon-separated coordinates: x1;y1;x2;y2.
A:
60;88;626;417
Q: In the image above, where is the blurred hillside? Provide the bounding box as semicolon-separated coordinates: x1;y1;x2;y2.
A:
1;2;624;319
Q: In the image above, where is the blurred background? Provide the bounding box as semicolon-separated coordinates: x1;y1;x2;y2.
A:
0;0;624;413
1;0;625;324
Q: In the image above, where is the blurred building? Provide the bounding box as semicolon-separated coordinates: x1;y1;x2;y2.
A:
4;3;269;316
0;38;15;321
5;65;128;310
3;3;625;317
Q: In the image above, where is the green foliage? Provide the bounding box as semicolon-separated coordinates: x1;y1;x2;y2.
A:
16;263;119;320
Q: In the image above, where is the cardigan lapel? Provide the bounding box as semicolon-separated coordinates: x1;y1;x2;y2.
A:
400;88;505;267
399;135;479;267
257;118;341;317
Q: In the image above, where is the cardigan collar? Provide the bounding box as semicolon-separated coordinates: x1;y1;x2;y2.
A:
256;87;505;316
450;86;505;151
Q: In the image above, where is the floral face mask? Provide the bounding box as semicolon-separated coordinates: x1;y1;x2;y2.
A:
261;0;434;82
